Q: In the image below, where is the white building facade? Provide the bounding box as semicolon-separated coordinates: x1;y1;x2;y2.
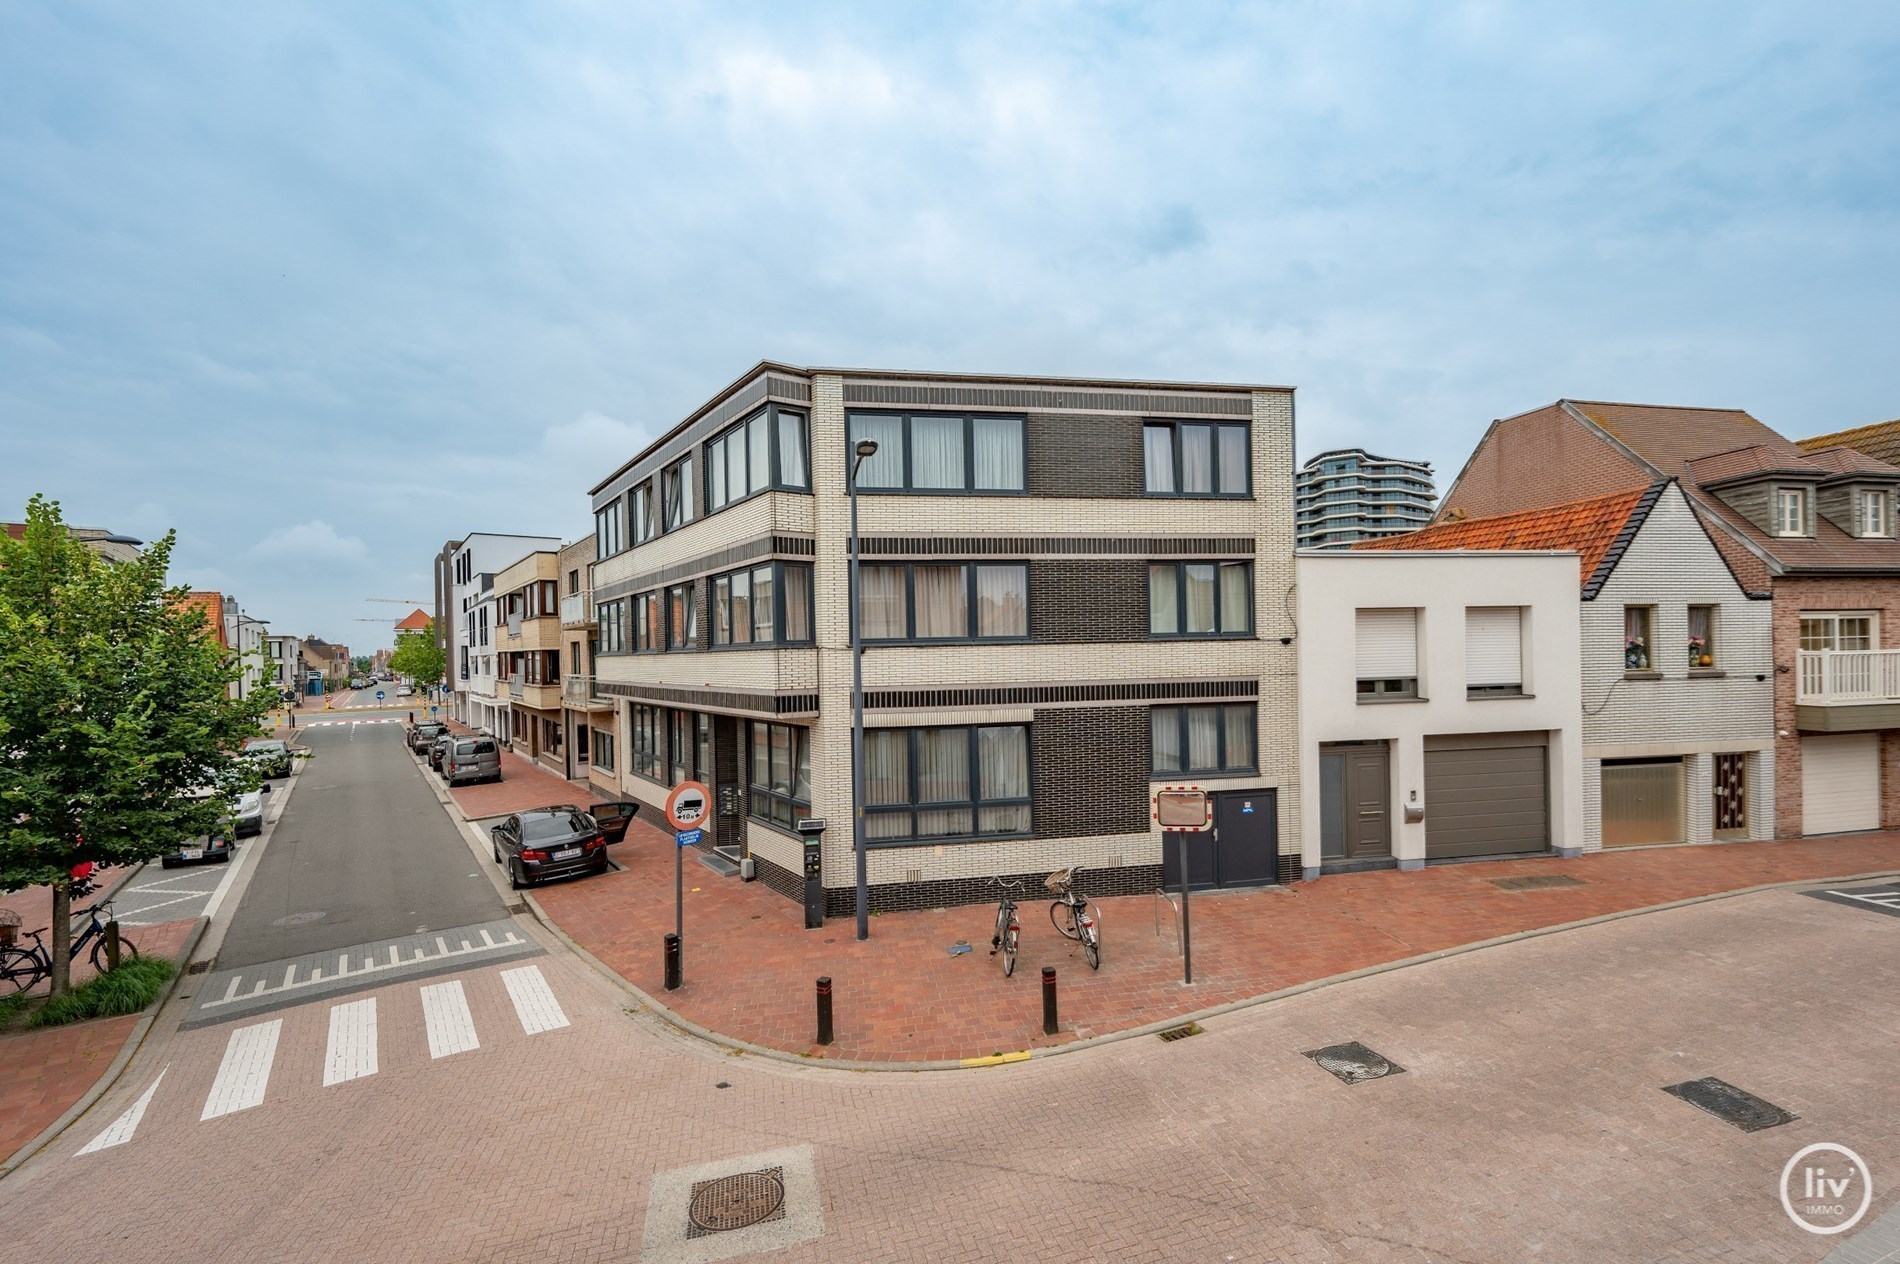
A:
446;532;562;736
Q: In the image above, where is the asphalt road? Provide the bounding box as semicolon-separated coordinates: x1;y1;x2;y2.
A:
213;716;504;968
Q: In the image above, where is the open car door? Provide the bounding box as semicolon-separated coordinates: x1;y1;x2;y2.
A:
590;801;640;844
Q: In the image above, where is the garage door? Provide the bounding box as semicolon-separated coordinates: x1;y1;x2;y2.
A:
1801;733;1880;835
1424;732;1549;859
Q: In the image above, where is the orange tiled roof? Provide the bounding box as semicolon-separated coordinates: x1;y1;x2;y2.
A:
1356;484;1655;592
394;608;431;632
175;591;227;647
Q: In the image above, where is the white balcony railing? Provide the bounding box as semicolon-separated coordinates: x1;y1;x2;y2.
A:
562;674;608;705
560;593;593;627
1798;649;1900;704
508;679;524;699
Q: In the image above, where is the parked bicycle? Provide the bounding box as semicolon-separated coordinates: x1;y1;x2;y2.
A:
0;900;141;995
1045;867;1101;970
988;877;1024;977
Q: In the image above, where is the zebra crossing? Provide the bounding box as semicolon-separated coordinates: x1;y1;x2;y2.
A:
301;717;401;728
78;964;570;1153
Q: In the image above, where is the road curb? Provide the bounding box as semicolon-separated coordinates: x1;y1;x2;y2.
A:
0;914;210;1178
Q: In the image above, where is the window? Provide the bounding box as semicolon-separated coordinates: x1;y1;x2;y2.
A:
713;562;813;646
567;569;581;595
858;563;1027;641
1465;607;1524;696
595;500;624;558
1624;606;1653;670
1148;562;1251;637
596;599;627;655
1150;705;1255;775
1355;608;1418;698
1859;489;1891;538
662;457;695;532
669;710;694;782
747;722;812;828
1142;422;1249;497
667;582;696;650
1801;613;1874;651
632;705;665;780
592;728;615;772
1774;487;1808;537
634;592;662;653
705;406;809;513
1688;605;1717;668
846;412;1026;493
631;483;656;545
862;725;1031;843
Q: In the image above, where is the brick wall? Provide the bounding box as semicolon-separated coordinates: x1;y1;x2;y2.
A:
1033;706;1151;839
1025;411;1145;498
1028;560;1148;643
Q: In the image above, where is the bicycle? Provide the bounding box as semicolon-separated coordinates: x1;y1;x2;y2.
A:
1045;867;1101;970
0;900;142;995
988;877;1024;977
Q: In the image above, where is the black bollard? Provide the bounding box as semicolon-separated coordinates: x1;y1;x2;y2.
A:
816;976;833;1045
663;932;682;991
106;921;121;972
1041;966;1058;1035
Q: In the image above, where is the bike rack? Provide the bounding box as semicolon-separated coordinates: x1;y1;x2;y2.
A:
1153;887;1181;956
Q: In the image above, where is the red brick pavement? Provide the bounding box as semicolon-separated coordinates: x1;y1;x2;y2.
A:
532;823;1900;1063
440;728;600;820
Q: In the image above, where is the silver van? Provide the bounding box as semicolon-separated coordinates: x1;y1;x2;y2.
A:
444;736;501;786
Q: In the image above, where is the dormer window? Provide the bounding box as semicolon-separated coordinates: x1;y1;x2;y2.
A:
1858;489;1891;538
1774;487;1808;537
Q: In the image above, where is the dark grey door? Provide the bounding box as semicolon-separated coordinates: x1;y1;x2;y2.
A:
1163;789;1278;890
1321;744;1391;861
1423;733;1549;860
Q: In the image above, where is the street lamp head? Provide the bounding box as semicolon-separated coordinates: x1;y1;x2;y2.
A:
854;439;879;459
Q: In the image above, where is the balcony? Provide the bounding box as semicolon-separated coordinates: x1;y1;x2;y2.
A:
508;679;524;699
562;674;611;708
1796;649;1900;731
560;592;594;627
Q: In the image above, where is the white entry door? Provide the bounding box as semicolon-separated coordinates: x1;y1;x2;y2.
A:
1801;733;1880;835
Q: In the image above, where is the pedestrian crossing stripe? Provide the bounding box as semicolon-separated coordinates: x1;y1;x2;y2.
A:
302;718;400;728
77;965;571;1152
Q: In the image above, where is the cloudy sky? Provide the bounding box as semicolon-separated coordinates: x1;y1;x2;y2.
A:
4;2;1897;649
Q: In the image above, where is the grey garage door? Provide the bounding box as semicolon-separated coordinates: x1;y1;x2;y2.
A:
1423;732;1549;860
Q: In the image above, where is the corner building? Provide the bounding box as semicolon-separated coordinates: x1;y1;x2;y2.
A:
586;363;1301;914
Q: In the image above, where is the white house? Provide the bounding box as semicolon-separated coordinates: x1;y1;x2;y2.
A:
445;532;562;735
1297;549;1584;876
1364;480;1777;851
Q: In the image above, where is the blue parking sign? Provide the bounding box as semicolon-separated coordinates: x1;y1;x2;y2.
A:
675;828;703;848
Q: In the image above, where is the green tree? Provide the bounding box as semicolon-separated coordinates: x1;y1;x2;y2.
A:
0;496;273;994
387;621;445;690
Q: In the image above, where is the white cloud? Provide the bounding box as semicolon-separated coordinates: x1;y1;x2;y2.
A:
540;410;653;469
246;520;369;564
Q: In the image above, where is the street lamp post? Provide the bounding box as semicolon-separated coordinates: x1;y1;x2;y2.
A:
849;437;879;941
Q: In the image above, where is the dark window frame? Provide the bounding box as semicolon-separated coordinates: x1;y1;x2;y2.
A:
711;561;815;649
1147;561;1254;640
630;704;666;783
858;561;1029;644
703;404;810;516
630;481;657;545
1149;703;1257;777
633;591;663;654
845;410;1028;496
863;724;1034;848
595;598;628;655
1142;420;1252;499
745;720;813;832
661;455;695;533
666;580;696;651
594;499;625;559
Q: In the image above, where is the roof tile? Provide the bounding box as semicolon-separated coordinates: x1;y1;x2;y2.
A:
1355;485;1651;591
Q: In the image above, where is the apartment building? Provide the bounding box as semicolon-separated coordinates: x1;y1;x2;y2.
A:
445;532;563;734
222;596;270;700
492;548;564;770
585;361;1300;915
1295;448;1435;548
264;634;300;697
557;536;609;781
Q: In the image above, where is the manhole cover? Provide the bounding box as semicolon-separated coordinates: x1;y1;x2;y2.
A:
270;911;327;926
687;1168;785;1237
1488;875;1585;892
1661;1077;1797;1132
1304;1041;1405;1084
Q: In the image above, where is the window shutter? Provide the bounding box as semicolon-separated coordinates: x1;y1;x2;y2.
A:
1355;608;1418;679
1465;606;1523;687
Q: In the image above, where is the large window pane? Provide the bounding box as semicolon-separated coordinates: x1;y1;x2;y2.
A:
866;812;913;841
850;415;904;487
1217;426;1248;494
913;565;967;638
1219;563;1250;633
865;730;910;805
708;438;727;509
729;571;752;644
769;724;791;793
747;414;771;495
917;808;974;837
973;418;1024;490
1184;564;1216;634
777;412;807;489
751;565;775;643
860;565;907;639
1224;705;1255;770
977;726;1028;798
911;415;965;489
750;723;769;788
1143;425;1175;494
1187;707;1220;769
783;565;811;641
978;804;1031;833
713;577;731;645
916;729;971;802
792;729;811;803
1151;709;1182;773
725;433;746;506
975;566;1026;637
1149;565;1179;634
1179;425;1214;494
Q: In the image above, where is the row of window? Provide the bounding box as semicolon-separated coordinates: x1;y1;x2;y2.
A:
597;562;818;656
1771;486;1890;539
593;411;1262;560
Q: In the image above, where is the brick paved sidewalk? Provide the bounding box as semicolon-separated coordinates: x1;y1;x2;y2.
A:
437;723;600;820
0;916;197;1162
532;824;1900;1063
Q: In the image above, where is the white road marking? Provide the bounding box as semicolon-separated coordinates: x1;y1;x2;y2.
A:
78;1068;167;1153
196;928;527;1011
501;965;569;1035
201;1020;283;1120
323;998;379;1086
1831;889;1900;909
420;981;479;1058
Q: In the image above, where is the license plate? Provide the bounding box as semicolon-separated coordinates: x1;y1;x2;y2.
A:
552;847;582;861
181;848;203;860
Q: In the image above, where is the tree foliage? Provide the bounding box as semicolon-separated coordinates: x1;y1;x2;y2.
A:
0;495;274;992
387;621;444;688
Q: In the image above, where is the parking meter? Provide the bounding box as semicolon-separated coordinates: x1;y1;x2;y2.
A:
795;817;828;929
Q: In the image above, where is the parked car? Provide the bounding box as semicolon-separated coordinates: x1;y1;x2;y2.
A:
396;684;415;697
408;720;447;754
350;677;368;690
587;801;640;844
429;731;455;771
490;806;610;888
161;784;265;867
233;787;267;837
243;739;293;778
443;736;500;786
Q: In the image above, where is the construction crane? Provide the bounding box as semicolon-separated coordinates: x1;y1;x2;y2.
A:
365;598;430;605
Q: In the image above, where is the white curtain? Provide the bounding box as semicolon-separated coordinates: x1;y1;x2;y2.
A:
1149;565;1179;634
911;415;964;488
1187;706;1220;770
777;413;806;489
748;414;771;494
782;566;811;641
1143;426;1174;493
1179;425;1213;494
728;571;751;644
973;418;1023;490
792;729;811;803
749;723;769;789
1219;563;1250;633
912;565;967;638
851;416;904;488
1183;564;1216;634
750;566;775;642
725;434;746;506
1151;709;1182;773
769;723;791;793
708;440;727;509
860;566;907;639
976;565;1026;637
977;726;1029;833
865;730;910;813
1217;425;1248;494
1223;705;1254;770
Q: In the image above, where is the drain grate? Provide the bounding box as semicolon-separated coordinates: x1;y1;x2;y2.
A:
185;960;210;975
1157;1022;1204;1043
687;1168;786;1237
506;902;529;915
1661;1077;1797;1132
1304;1041;1405;1084
1488;875;1585;892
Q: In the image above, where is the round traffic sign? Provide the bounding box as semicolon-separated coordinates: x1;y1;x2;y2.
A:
664;780;712;831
